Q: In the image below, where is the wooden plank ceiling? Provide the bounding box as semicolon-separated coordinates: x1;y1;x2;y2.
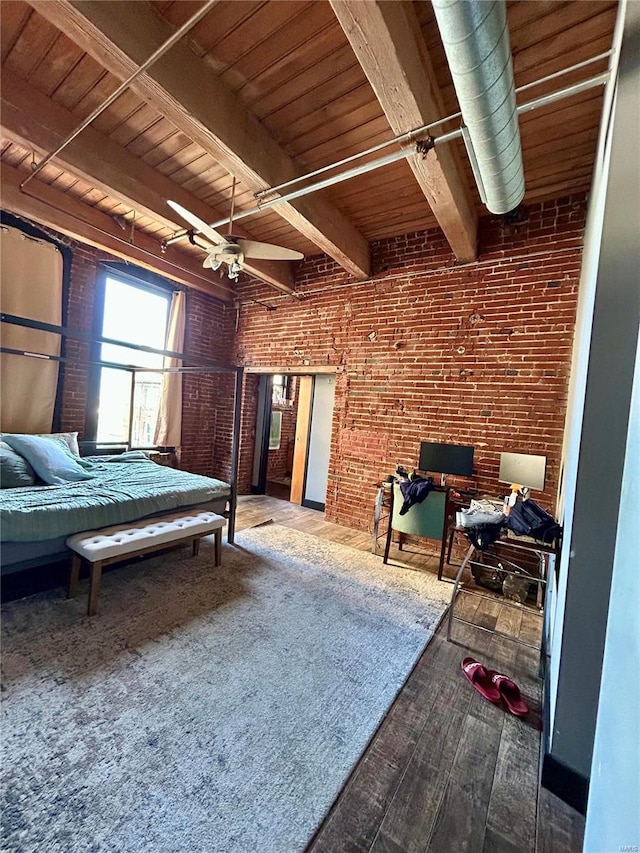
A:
0;0;617;301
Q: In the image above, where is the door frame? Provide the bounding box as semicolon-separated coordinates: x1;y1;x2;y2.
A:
290;375;314;505
251;374;273;494
300;374;336;512
248;367;339;507
244;366;338;375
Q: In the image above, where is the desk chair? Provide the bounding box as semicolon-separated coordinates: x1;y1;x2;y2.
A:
383;484;447;564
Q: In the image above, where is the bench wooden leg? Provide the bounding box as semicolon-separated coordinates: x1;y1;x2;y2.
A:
192;531;221;565
214;529;221;567
68;554;81;599
88;561;103;617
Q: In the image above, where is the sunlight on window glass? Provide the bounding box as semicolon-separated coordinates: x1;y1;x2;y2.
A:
96;278;170;446
100;278;168;368
97;368;131;444
132;372;163;446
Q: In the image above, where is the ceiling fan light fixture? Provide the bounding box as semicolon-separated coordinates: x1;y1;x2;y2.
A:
167;186;304;283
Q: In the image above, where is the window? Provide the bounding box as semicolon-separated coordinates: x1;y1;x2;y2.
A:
272;374;289;406
269;411;282;450
89;271;171;449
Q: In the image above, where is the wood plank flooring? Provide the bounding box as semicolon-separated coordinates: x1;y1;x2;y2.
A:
235;496;585;853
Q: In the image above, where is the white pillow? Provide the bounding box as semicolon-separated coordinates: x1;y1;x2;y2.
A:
2;431;80;457
35;432;80;457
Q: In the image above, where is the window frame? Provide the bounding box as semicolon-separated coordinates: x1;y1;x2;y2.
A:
272;374;290;406
85;264;174;453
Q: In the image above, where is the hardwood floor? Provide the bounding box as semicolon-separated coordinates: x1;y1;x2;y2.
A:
235;496;585;853
265;479;292;501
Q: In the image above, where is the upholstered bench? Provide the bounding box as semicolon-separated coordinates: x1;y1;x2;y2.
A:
66;510;226;616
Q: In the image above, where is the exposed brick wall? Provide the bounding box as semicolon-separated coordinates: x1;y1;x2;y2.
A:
58;245;99;434
234;194;587;535
180;289;235;479
8;192;587;537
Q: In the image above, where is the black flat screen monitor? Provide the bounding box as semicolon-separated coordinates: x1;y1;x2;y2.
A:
419;441;474;477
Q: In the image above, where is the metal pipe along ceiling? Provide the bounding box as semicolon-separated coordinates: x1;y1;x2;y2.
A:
432;0;525;215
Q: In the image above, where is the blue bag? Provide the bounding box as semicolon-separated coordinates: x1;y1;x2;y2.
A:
506;499;561;544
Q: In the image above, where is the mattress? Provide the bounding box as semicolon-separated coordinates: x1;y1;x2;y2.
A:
1;498;229;574
0;453;230;544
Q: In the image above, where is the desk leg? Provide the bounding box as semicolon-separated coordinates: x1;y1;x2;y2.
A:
383;486;395;564
447;544;476;643
438;532;447;580
438;527;457;581
383;518;393;564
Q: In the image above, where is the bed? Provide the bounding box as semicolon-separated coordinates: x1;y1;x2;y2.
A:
0;449;232;575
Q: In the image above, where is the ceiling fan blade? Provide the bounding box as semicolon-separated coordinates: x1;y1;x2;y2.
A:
236;239;304;261
167;200;227;246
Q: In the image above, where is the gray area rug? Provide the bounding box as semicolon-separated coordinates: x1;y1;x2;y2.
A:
1;523;450;853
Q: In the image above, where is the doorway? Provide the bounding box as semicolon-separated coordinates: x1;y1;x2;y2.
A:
251;373;336;510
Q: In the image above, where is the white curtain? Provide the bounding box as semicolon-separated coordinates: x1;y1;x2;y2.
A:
0;225;63;433
154;290;185;447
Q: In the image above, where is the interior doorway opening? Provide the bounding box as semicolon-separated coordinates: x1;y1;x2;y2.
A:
265;374;296;501
251;373;336;511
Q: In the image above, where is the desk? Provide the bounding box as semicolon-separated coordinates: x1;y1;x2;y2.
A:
446;532;558;650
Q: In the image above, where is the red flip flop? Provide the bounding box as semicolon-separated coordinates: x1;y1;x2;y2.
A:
460;657;502;704
488;671;529;717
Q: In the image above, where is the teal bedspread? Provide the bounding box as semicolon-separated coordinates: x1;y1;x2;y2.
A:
0;453;230;542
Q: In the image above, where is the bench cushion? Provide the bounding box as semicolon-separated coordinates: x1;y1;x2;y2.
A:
66;510;225;562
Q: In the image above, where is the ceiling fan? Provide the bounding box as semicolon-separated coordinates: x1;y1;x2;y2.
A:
168;179;303;281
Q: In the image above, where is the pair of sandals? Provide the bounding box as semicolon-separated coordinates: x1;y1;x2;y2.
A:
461;657;529;717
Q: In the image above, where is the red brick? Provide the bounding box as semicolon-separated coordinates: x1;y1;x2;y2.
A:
17;192;586;540
234;193;587;533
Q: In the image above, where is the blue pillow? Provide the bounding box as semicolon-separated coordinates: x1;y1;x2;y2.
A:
0;440;36;488
2;434;95;486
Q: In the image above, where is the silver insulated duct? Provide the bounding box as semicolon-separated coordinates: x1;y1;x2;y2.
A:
432;0;525;214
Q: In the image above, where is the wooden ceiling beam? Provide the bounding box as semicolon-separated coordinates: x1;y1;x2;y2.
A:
0;68;295;295
330;0;478;262
1;161;234;303
28;0;371;280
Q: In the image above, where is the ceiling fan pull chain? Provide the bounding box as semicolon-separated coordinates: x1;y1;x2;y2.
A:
228;176;236;237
